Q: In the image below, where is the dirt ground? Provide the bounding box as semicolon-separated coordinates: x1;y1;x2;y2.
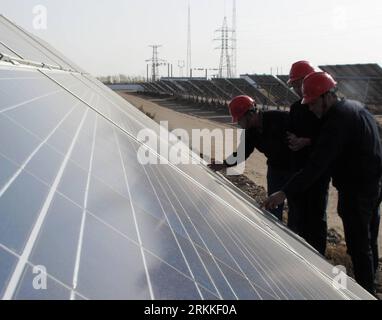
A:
119;92;382;298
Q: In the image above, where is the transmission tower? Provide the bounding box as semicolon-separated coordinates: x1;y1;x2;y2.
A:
145;45;166;82
186;2;192;77
231;0;237;77
215;16;233;78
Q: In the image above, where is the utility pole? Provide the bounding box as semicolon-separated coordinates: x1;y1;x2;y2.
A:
231;0;237;77
186;2;192;78
178;60;185;77
215;16;233;78
145;45;166;82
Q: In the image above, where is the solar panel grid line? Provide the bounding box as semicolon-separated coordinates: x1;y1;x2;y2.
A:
205;205;287;299
17;105;91;292
21;260;89;300
265;233;352;299
144;164;230;297
189;171;354;299
222;219;322;299
138;159;224;299
111;124;155;300
164;172;273;297
73;73;155;126
167;168;328;300
116;138;209;299
0;98;81;200
180;178;288;299
0;143;231;298
74;195;222;299
223;218;316;296
0;93;90;171
0;234;88;299
155;168;239;300
0;87;66;114
70;102;99;300
161;167;272;300
255;222;350;298
139;254;220;300
73;73;208;167
226;224;301;299
2;106;90;299
113;126;222;299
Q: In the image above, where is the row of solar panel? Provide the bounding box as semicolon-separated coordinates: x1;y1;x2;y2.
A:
139;76;298;108
139;64;382;109
320;64;382;106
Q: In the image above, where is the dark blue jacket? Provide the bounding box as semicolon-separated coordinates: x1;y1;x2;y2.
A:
283;99;382;196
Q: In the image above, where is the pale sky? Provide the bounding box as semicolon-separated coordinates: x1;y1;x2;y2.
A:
1;0;382;78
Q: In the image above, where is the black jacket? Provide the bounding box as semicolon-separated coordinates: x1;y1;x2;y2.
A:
283;99;382;196
289;100;322;171
226;111;291;171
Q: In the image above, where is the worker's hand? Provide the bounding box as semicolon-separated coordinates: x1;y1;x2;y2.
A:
208;158;228;171
263;191;286;210
287;132;311;151
208;163;227;171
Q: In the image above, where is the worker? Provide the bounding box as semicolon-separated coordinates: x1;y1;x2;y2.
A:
286;61;330;255
209;95;292;221
264;71;382;294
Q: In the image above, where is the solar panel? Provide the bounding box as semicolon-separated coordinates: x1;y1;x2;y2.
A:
320;64;382;105
0;15;79;71
0;16;375;300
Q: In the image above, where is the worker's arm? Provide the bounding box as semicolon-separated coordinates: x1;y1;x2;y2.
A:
264;114;346;209
225;132;257;167
283;117;344;195
209;129;257;170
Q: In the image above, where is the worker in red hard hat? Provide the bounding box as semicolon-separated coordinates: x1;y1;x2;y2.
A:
210;95;292;221
286;61;330;256
264;71;382;295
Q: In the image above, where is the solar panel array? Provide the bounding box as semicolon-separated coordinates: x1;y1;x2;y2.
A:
0;15;374;300
319;64;382;106
141;77;278;109
246;75;299;107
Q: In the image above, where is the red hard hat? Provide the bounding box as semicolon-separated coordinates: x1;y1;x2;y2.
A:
228;95;255;123
302;72;337;104
288;60;315;84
